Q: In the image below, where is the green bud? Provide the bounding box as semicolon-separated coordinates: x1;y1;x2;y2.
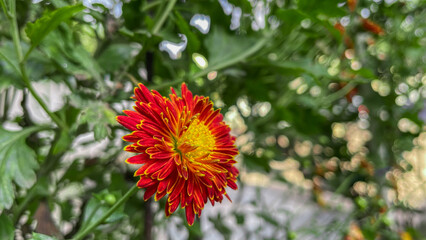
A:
104;194;117;206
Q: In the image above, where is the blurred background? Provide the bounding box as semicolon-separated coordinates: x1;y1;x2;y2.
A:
0;0;425;239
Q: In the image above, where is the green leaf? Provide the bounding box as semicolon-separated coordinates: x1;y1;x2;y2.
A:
76;99;117;141
275;9;305;34
52;130;72;155
0;42;20;74
228;0;252;12
29;233;58;240
0;214;14;240
256;212;279;226
204;27;256;67
243;153;271;172
70;46;104;85
94;124;109;141
174;11;201;53
0;126;44;210
0;177;14;211
25;4;85;50
0;42;23;89
297;0;346;17
97;44;134;73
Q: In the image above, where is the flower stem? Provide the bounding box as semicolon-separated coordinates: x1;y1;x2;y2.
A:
4;0;68;130
151;0;177;35
71;185;139;240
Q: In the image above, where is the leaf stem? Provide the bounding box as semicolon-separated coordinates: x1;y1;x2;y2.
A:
20;64;68;130
6;0;68;130
71;185;139;240
142;0;162;12
322;81;357;106
148;34;270;90
0;50;20;74
151;0;177;35
12;185;37;223
0;0;12;20
190;36;270;79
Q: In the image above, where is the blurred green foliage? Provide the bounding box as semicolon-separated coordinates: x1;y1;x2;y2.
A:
0;0;425;239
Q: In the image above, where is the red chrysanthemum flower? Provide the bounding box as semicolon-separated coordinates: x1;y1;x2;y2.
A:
117;83;239;225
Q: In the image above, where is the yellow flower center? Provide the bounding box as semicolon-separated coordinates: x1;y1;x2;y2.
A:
176;119;215;161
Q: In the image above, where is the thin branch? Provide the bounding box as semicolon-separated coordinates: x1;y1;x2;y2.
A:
0;50;20;74
0;0;12;19
148;34;270;91
190;36;269;80
321;81;357;106
151;0;177;35
70;185;139;240
142;0;162;12
6;0;68;130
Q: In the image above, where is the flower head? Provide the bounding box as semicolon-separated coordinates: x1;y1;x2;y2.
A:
117;83;239;225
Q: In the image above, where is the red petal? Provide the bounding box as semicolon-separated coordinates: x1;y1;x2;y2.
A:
192;99;205;114
187;176;194;197
126;154;149;164
228;180;237;190
123;110;142;119
182;166;189;180
181;83;194;109
144;185;158;201
185;203;195;226
155;189;167;201
169;179;184;202
165;201;171;217
156;160;174;180
157;179;168;193
167;177;178;194
204;109;221;126
117;115;139;131
137;177;155;188
193;188;204;210
168;198;180;214
135;83;154;103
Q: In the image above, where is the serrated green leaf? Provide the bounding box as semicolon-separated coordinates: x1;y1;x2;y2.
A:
0;126;45;211
0;214;14;240
76;100;116;140
94;124;109;141
25;4;85;50
0;177;14;210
